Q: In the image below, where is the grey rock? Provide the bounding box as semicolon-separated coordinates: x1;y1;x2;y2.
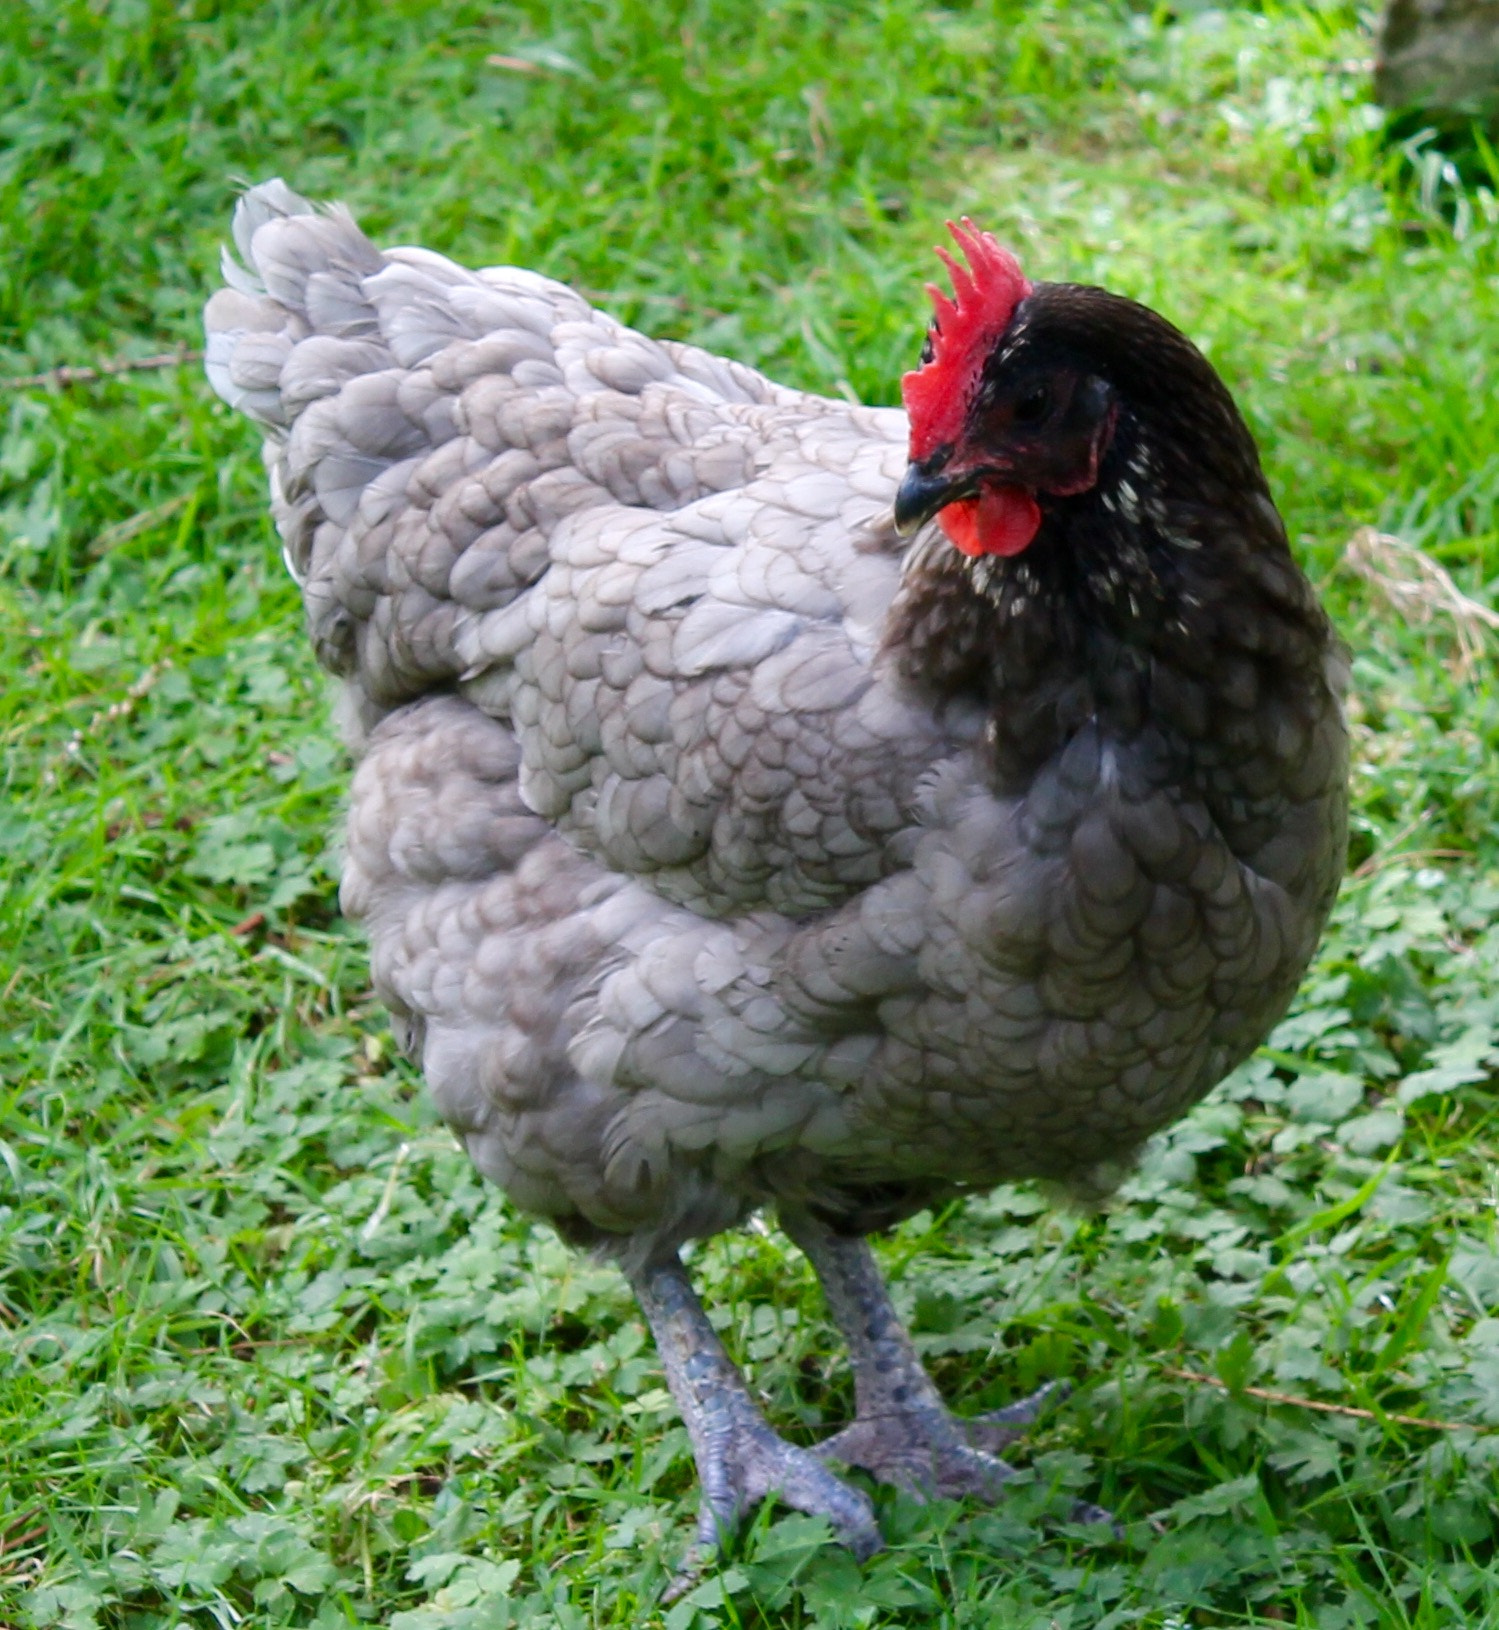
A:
1376;0;1499;120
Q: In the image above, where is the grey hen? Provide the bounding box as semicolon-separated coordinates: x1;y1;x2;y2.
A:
205;185;1348;1563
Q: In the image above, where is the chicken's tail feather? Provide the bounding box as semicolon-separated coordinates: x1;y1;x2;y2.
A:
204;179;386;429
201;177;806;725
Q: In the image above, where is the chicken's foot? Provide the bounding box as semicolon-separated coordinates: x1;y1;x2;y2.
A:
629;1252;882;1580
782;1210;1075;1504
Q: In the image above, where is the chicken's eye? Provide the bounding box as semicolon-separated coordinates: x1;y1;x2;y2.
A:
1012;385;1050;425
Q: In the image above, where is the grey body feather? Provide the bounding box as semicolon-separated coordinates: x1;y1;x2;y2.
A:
206;183;1347;1266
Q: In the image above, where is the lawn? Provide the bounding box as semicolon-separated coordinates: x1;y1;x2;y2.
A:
4;0;1499;1625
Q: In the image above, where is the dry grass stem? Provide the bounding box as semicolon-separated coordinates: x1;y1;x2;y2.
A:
1344;526;1499;677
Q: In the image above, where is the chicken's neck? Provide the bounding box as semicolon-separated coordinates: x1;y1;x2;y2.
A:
888;419;1335;803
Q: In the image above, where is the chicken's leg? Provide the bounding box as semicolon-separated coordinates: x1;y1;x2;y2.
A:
780;1210;1066;1501
628;1252;882;1566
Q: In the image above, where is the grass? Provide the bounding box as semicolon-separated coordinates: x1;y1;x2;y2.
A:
5;0;1499;1623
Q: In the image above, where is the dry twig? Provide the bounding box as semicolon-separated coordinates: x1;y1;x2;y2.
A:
0;347;203;391
0;1525;44;1559
1352;845;1473;881
41;662;171;789
1163;1365;1471;1432
1344;525;1499;678
0;1508;44;1554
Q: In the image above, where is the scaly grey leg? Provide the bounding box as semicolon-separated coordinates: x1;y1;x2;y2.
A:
628;1252;882;1576
780;1209;1070;1501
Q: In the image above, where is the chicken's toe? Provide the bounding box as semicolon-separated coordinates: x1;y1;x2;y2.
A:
962;1377;1071;1454
630;1249;882;1593
813;1404;1017;1501
782;1211;1097;1512
693;1393;882;1555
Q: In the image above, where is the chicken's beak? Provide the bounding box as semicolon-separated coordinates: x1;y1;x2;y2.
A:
893;461;972;535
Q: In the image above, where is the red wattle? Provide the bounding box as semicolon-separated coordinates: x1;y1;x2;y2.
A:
938;485;1040;558
937;498;981;556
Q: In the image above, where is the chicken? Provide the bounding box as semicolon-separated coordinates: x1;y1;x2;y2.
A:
204;182;1348;1563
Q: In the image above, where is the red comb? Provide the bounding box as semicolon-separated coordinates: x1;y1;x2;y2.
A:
901;219;1031;460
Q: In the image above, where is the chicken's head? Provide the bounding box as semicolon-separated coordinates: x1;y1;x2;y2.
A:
896;221;1117;560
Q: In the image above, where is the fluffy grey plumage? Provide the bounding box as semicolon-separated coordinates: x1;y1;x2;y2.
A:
206;182;1347;1560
